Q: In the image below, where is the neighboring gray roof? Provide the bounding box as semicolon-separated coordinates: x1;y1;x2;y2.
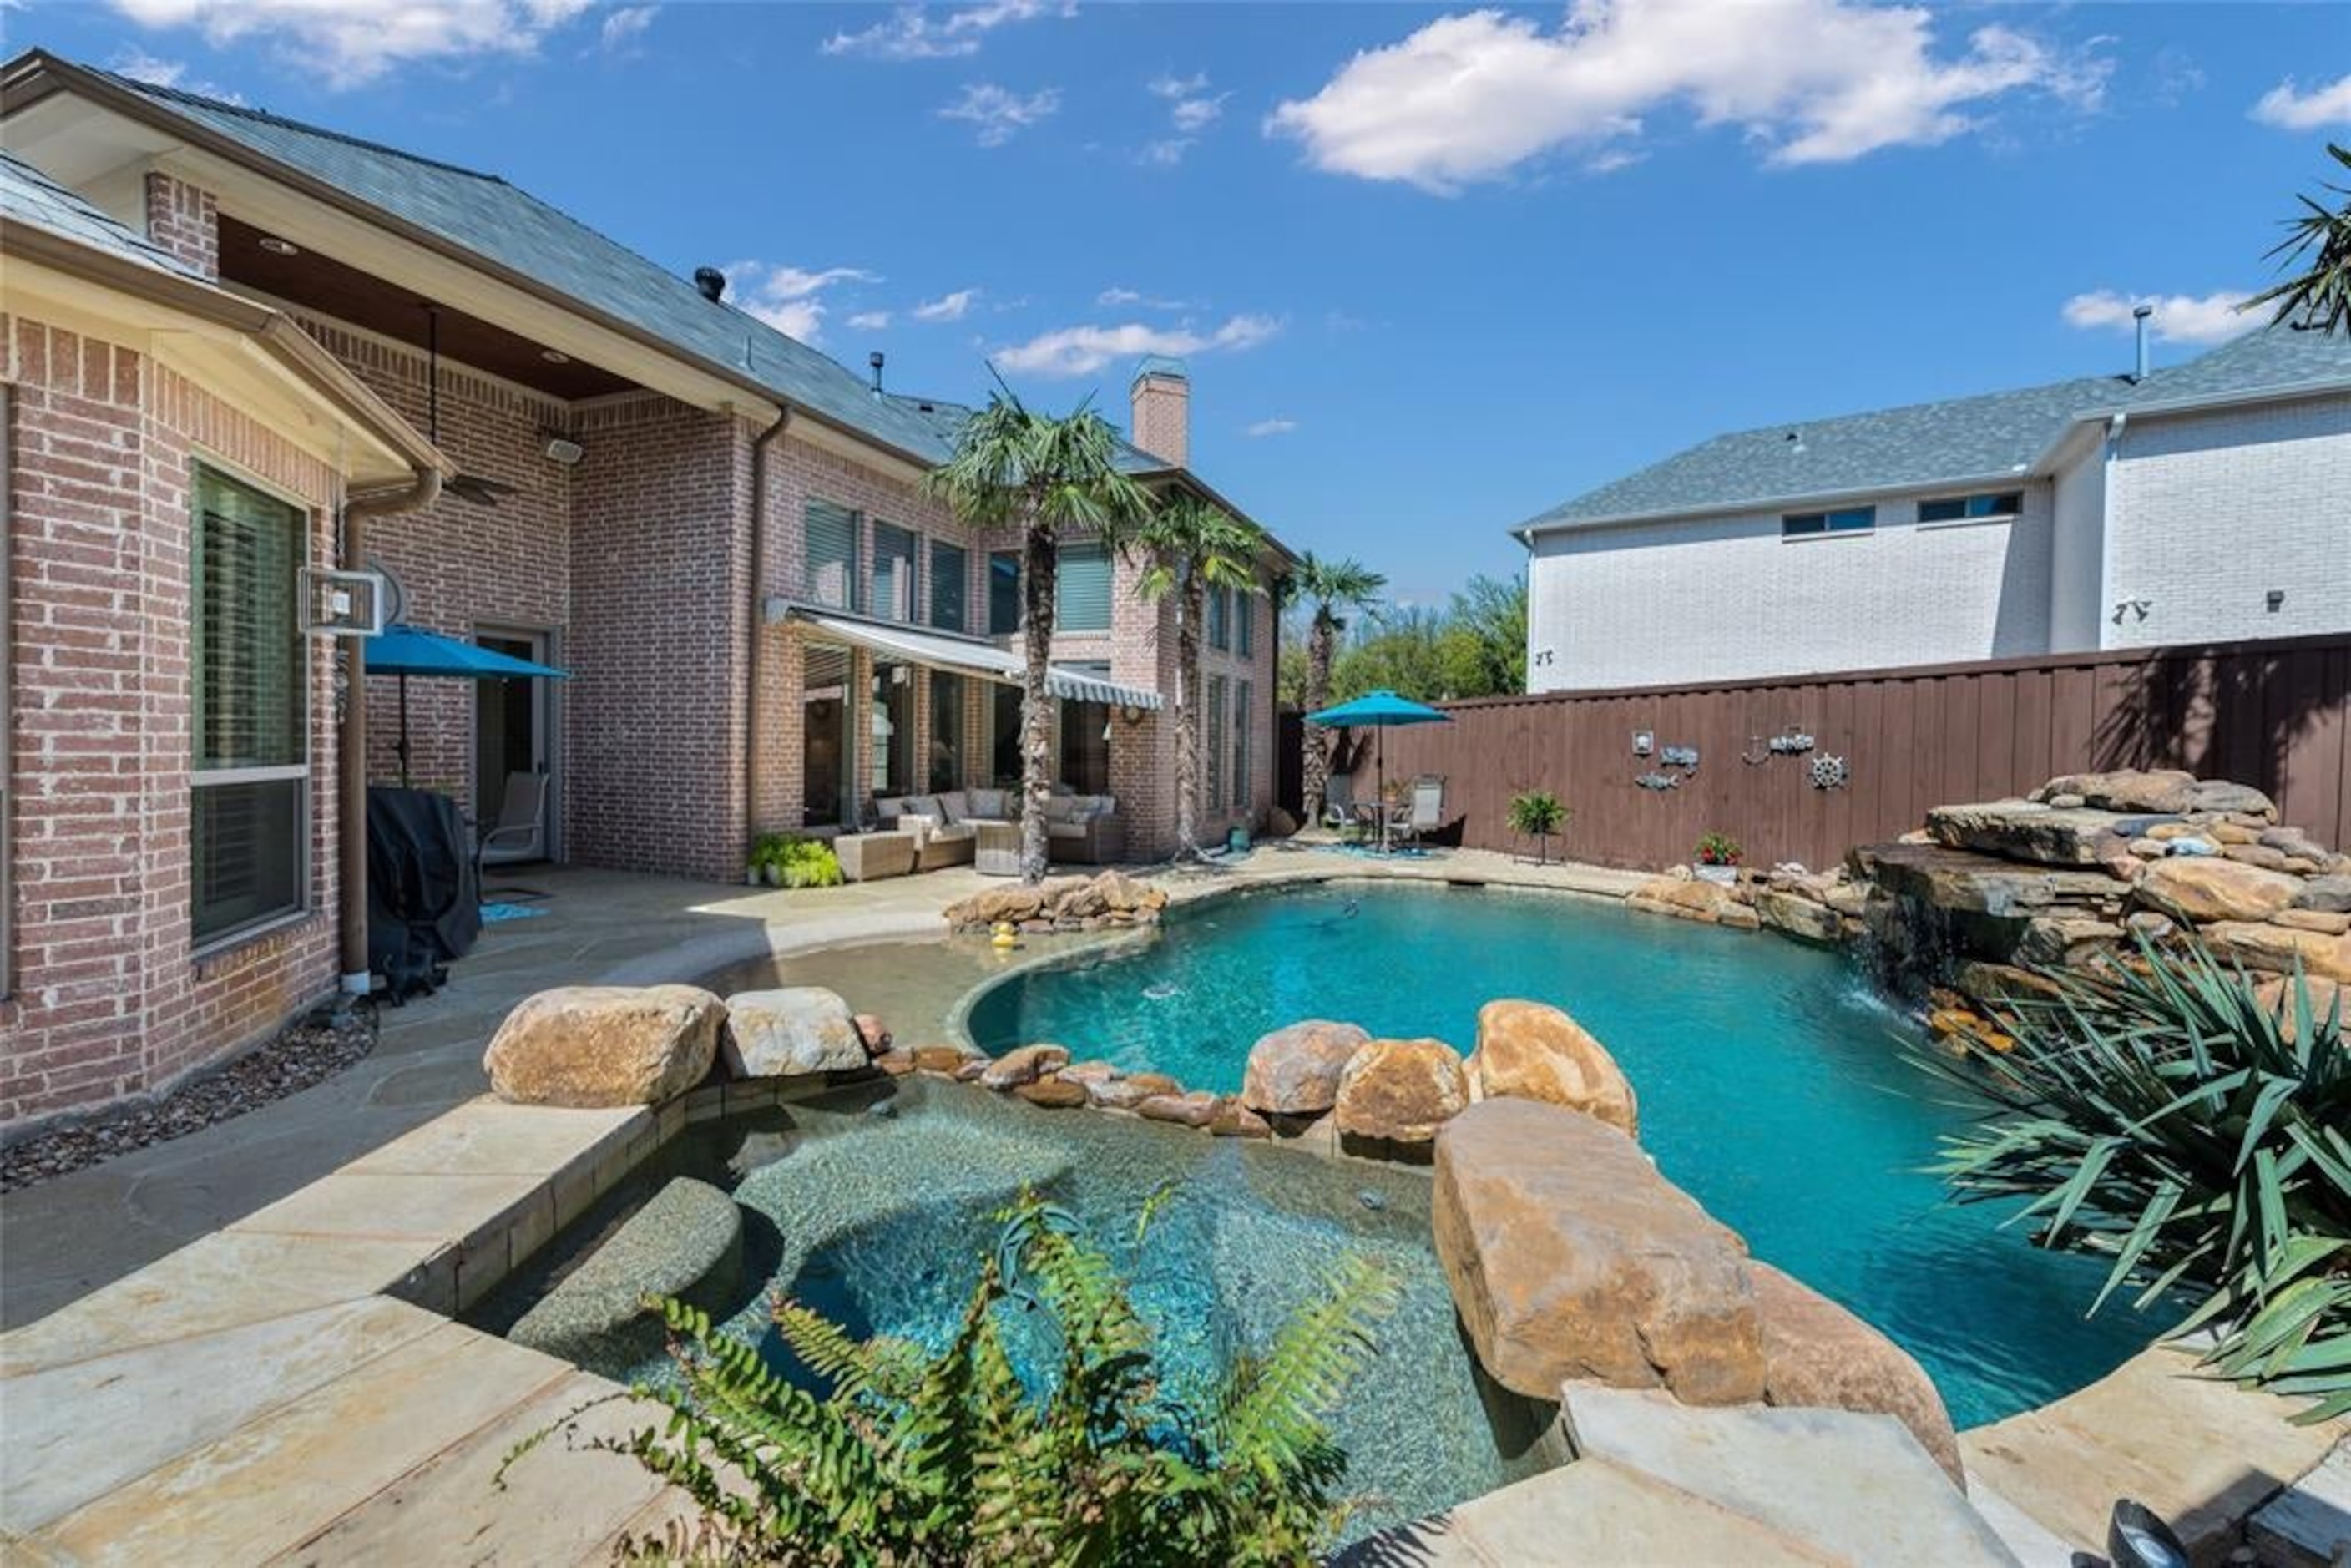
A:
1524;325;2351;534
0;148;208;281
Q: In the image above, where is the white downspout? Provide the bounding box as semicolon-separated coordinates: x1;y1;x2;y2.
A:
2099;413;2126;649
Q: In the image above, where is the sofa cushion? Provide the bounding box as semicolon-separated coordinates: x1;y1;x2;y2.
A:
1044;796;1083;824
875;796;914;822
908;794;944;822
897;813;940;847
937;791;969;822
967;787;1007;819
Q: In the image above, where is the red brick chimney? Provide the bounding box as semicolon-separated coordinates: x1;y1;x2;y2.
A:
1130;356;1189;468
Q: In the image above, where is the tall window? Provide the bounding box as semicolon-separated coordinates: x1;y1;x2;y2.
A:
1236;589;1254;658
1057;541;1111;632
988;550;1021;635
1059;690;1111;795
929;674;964;792
872;522;917;621
192;465;307;946
1233;680;1253;810
989;682;1023;783
806;500;861;609
801;643;852;826
1206;585;1231;650
1206;673;1227;810
930;540;968;632
871;660;915;798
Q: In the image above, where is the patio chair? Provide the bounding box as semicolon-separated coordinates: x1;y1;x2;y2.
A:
1322;771;1357;830
1389;775;1447;849
476;771;549;878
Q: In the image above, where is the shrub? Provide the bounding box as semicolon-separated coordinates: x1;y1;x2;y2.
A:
1694;832;1742;866
513;1195;1401;1565
1922;940;2349;1423
748;833;844;889
1506;791;1568;838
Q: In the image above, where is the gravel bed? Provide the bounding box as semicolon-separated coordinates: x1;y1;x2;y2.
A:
1;1006;377;1192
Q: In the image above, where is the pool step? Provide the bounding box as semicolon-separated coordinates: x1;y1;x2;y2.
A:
1334;1386;2018;1566
2247;1442;2351;1568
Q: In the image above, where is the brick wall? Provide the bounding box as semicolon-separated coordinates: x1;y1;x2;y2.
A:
143;172;219;281
3;314;343;1128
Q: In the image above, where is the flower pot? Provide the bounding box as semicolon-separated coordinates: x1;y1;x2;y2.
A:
1693;863;1737;885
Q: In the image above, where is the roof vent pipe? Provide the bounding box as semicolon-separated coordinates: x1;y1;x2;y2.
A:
869;350;885;397
2131;302;2152;383
694;266;726;303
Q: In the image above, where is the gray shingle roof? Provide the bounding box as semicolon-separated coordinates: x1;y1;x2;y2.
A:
0;148;210;281
99;72;983;465
1524;325;2351;533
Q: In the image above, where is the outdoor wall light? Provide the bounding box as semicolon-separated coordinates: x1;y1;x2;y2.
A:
1120;704;1146;725
2268;589;2287;611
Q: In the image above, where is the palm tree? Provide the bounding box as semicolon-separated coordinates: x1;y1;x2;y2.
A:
925;389;1153;883
1293;553;1385;827
1135;495;1267;857
2243;142;2351;336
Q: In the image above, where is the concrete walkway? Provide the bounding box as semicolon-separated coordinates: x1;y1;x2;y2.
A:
0;844;1644;1328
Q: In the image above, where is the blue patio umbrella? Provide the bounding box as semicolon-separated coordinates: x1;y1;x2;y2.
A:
1305;689;1449;852
364;624;568;787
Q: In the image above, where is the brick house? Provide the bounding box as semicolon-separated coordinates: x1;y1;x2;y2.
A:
1;50;1285;1129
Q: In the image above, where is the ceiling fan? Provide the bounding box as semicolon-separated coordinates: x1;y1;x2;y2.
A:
423;304;518;508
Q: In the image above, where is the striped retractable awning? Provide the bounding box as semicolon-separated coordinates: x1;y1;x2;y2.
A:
776;605;1163;711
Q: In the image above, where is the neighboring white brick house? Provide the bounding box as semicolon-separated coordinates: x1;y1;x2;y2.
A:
1520;327;2351;691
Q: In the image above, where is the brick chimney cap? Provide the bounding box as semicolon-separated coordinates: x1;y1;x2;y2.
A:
1131;353;1188;386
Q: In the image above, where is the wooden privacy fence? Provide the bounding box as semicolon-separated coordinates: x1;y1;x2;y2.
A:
1352;635;2351;873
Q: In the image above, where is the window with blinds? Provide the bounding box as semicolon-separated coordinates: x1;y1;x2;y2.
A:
930;540;968;632
873;522;918;621
191;465;307;947
806;500;861;610
1234;680;1252;809
1206;585;1231;650
1206;673;1227;809
1057;541;1111;631
988;551;1021;635
1236;589;1254;657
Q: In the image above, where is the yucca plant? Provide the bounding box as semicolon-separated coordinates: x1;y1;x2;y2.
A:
512;1194;1400;1565
1921;938;2350;1422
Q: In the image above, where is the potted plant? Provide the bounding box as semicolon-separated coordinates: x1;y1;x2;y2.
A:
748;832;846;889
1693;832;1742;884
747;832;791;887
1507;790;1570;866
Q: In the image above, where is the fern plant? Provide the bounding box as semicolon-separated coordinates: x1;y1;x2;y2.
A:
513;1194;1400;1565
1921;939;2350;1422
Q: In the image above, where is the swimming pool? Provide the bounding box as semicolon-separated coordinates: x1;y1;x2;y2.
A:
966;880;2162;1428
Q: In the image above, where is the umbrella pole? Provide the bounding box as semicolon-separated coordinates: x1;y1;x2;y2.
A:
1377;728;1388;855
398;673;412;789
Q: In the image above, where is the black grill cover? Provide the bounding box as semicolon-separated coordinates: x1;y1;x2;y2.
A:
367;786;480;989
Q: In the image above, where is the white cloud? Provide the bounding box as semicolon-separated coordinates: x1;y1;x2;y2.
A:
107;47;245;102
724;261;882;344
913;287;982;323
1097;286;1193;311
824;0;1072;62
599;4;656;52
1245;417;1298;438
1267;0;2111;194
939;82;1059;145
994;314;1281;377
2252;73;2351;131
847;311;895;331
1140;69;1227;165
2061;289;2258;347
109;0;597;88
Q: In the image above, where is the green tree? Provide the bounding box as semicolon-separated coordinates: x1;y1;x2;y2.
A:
523;1196;1402;1565
1293;554;1386;823
924;391;1153;883
2245;143;2351;336
1135;495;1267;857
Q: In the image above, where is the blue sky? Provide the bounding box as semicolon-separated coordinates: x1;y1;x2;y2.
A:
26;2;2351;602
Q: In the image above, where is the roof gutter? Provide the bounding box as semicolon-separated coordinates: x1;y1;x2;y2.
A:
0;51;935;473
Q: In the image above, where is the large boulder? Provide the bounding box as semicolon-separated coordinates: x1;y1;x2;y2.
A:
1753;888;1844;946
1469;999;1638;1139
2295;874;2351;914
1625;877;1760;930
721;987;866;1078
2136;857;2304;924
1926;801;2157;867
980;1043;1070;1090
2031;769;2197;815
2185;780;2277;821
2202;922;2351;982
1748;1262;1963;1488
485;984;723;1108
1241;1019;1369;1117
1334;1037;1471;1146
1432;1099;1763;1405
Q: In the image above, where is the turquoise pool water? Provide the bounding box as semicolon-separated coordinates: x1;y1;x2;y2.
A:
476;1081;1550;1545
967;881;2162;1428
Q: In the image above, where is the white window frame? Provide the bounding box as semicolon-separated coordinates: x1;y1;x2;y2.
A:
190;459;313;954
